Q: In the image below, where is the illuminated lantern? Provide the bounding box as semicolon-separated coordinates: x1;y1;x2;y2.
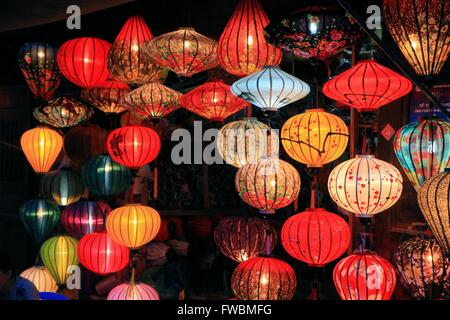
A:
81;154;132;196
77;232;129;275
393;237;450;299
145;27;218;77
231;256;297;300
217;118;279;168
180;81;249;122
40;235;78;285
57;37;111;88
39;168;84;206
393;119;450;191
123;83;181;119
333;251;396;300
33;97;92;128
418;172;450;256
214;216;277;263
61;200;111;238
281;208;350;266
81;80;130;114
17;42;61;102
20;126;63;174
231;66;310;112
322;60;413;112
20;266;58;293
19;199;60;246
384;0;450;76
327;155;403;217
107;270;159;300
217;0;282;76
235;157;301;214
106;204;161;249
106;125;161;169
281;109;349;168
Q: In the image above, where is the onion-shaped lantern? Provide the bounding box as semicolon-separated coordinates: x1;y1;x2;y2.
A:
107;270;160;300
20;266;58;293
393;119;450;191
33;97;92;128
281;108;349;168
39;168;84;206
328;155;403;217
81;80;130;114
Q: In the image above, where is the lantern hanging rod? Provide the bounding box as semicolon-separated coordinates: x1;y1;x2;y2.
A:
336;0;450;120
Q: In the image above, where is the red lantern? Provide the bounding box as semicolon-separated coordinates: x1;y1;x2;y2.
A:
77;232;130;275
106;125;161;170
57;37;111;88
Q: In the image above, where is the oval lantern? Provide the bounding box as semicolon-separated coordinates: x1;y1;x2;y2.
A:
327;155;403;217
393;119;450;192
20;266;58;293
21;126;63;174
40;235;78;285
81;80;130;114
39;168;84;206
231;256;297;300
33;97;92;128
107;270;160;300
281;108;349;168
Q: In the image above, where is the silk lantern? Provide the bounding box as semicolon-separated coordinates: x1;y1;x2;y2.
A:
328;155;403;217
33;97;92;128
39;168;84;206
81;80;130;114
107;270;159;300
21;126;63;174
281;108;349;168
20;266;58;293
231;66;310;112
217;0;282;76
393;119;450;191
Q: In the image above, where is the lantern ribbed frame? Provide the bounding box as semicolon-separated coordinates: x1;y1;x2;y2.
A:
81;80;130;114
107;282;160;300
39;168;84;206
20;266;58;293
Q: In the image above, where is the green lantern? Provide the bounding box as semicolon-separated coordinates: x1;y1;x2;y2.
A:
39;168;84;206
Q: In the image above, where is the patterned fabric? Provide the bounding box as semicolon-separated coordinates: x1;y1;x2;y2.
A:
33;97;92;128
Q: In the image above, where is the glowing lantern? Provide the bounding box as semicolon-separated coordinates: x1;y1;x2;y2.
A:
333;251;397;300
57;37;111;88
107;270;159;300
19;199;60;246
39;168;84;206
106;204;161;249
217;0;282;76
20;266;58;293
384;0;450;76
180;81;249;122
40;235;78;285
231;66;310;112
322;60;413;112
145;27;218;77
393;119;450;191
231;256;297;300
106;125;161;170
214;216;277;263
327;155;403;217
20;126;63;174
281;109;349;168
33;97;92;128
235;157;301;214
81;80;130;114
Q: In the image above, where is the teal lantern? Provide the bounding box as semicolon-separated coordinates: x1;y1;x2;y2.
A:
39;168;84;206
20;199;61;246
81;154;131;196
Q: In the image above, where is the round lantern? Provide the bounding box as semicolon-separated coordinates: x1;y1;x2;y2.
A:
81;80;130;114
231;256;297;300
180;81;249;122
57;37;111;88
393;237;450;299
145;27;218;77
231;66;310;112
39;168;84;206
235;157;301;214
217;118;279;168
333;251;397;300
418;172;450;256
322;60;413;112
106;204;161;249
107;272;160;300
61;200;111;238
81;154;132;196
106;125;161;170
214;216;277;263
20;126;63;174
217;0;282;76
77;232;130;275
393;119;450;192
17;42;61;102
40;235;78;285
19;199;60;246
327;155;403;217
384;0;450;76
20;266;58;293
281;208;350;266
33;97;92;128
281;108;349;168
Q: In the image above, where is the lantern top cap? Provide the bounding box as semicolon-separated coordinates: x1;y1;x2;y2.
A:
179;27;196;31
305;108;325;113
355;154;375;159
304;207;327;212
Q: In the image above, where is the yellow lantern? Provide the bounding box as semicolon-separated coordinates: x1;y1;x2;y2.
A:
20;126;63;173
281;109;349;168
20;266;58;293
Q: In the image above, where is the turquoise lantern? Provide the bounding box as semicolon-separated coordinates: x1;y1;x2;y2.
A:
39;168;84;206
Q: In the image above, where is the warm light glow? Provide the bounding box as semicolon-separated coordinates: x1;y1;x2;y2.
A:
247;35;254;46
20;266;58;293
81;80;130;114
